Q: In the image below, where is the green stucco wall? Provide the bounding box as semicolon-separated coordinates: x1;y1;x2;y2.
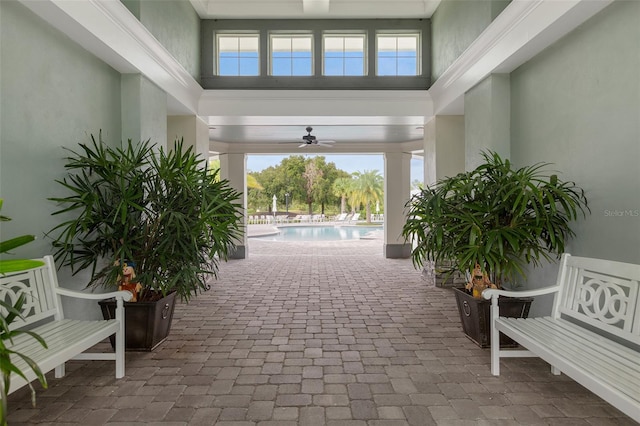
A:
0;1;122;317
510;1;640;280
431;0;510;83
122;0;201;81
464;74;510;169
121;74;168;149
0;0;122;257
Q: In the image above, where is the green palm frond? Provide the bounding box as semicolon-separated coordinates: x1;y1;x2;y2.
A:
402;151;589;286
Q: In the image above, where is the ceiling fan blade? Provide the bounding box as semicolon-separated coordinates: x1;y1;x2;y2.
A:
298;143;308;148
317;140;336;144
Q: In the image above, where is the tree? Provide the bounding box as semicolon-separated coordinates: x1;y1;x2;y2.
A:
302;159;323;214
332;177;353;214
247;174;263;190
310;157;348;215
280;156;307;208
351;170;384;223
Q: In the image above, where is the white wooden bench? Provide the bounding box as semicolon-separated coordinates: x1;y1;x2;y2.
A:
1;255;131;393
483;253;640;422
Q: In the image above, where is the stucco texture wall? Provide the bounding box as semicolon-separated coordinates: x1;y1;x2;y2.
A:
0;1;122;317
431;0;510;82
510;1;640;282
123;0;201;81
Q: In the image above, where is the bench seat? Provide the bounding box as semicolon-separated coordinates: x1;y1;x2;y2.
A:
484;253;640;422
2;255;131;394
497;316;640;416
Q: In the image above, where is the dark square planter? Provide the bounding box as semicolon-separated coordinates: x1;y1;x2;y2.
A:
453;287;533;348
99;291;177;351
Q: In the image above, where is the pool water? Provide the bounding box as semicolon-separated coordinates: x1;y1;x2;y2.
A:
255;225;383;241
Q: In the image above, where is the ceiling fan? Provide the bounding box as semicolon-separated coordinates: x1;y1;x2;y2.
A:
297;126;336;148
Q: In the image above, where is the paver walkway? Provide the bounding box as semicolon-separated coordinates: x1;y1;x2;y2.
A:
7;237;635;425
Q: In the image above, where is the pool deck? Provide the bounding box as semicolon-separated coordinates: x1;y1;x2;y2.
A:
6;237;635;425
248;224;280;238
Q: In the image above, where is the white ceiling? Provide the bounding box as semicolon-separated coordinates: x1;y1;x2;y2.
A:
189;0;441;19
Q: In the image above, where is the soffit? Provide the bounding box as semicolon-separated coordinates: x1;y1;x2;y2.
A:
189;0;441;19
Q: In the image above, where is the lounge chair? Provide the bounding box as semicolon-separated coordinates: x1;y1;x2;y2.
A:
334;213;348;222
349;213;360;223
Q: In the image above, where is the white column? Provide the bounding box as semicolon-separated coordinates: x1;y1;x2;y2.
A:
423;115;465;185
167;115;209;158
219;153;248;259
383;152;412;258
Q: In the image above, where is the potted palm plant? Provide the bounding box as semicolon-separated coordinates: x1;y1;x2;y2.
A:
402;151;589;347
48;134;243;350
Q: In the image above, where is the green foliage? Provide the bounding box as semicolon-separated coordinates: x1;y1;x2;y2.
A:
0;295;49;425
351;170;384;223
248;155;349;215
0;201;45;274
247;174;263;190
332;177;353;214
411;179;424;191
48;134;243;301
303;159;323;214
0;200;47;426
402;151;589;286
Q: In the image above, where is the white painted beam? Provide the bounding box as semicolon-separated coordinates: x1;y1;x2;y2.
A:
303;0;330;15
209;139;422;154
191;0;440;18
200;90;433;119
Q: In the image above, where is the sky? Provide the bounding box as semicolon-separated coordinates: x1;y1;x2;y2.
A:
247;154;424;183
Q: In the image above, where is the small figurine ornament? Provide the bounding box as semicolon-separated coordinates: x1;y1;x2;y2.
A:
466;263;497;298
117;260;142;302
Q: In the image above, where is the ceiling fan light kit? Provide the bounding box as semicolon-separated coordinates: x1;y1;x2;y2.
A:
299;126;336;148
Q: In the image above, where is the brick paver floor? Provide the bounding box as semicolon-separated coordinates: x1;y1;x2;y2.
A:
7;236;636;425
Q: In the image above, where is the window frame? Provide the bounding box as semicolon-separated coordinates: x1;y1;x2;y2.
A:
375;31;421;77
322;32;368;77
202;19;430;90
269;33;315;77
215;32;261;76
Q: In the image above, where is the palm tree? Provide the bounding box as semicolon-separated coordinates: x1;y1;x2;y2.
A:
247;174;263;190
351;170;383;223
332;177;352;214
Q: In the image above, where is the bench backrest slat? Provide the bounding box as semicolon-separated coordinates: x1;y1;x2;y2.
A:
556;254;640;345
0;258;61;329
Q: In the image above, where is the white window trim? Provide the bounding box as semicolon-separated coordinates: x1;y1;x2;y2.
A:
215;32;260;76
375;31;421;76
269;33;315;76
322;33;368;77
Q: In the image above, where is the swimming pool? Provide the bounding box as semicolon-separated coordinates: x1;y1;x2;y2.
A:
254;225;383;241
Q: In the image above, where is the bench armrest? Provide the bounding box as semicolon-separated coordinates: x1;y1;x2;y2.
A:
55;287;133;302
482;285;561;301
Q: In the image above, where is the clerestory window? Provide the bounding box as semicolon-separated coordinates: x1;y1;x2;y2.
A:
323;34;366;76
376;33;420;76
216;34;260;76
202;19;430;89
270;34;314;76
